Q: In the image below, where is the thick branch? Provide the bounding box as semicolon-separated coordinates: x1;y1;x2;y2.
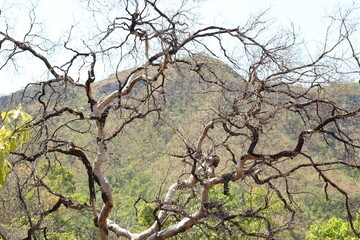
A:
97;55;169;112
196;118;226;154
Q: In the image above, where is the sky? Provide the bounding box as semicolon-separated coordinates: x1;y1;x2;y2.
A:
0;0;357;96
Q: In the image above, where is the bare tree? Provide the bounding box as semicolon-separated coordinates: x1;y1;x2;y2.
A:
0;0;359;239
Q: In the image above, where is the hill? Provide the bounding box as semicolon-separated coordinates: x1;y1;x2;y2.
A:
0;55;359;239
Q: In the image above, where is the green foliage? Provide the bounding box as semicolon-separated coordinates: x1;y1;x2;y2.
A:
183;185;293;239
0;105;32;187
41;209;97;240
301;193;346;224
0;59;359;239
46;232;77;240
106;161;158;232
137;202;156;227
306;216;360;240
232;187;292;239
40;164;76;194
36;164;96;238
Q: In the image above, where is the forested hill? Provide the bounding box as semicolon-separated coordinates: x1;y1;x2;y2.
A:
1;55;360;239
0;55;235;108
1;55;359;113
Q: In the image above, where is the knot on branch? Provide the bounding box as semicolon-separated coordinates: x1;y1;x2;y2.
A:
196;154;221;178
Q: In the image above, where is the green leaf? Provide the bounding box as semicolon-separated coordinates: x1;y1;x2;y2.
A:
1;111;10;123
0;106;32;188
19;110;32;123
10;108;21;120
9;137;18;152
21;129;31;145
0;151;9;187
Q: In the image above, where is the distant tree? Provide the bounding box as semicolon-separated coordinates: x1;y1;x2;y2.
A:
306;216;360;240
0;0;360;239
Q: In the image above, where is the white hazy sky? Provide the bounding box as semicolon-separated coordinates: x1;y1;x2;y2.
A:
0;0;357;96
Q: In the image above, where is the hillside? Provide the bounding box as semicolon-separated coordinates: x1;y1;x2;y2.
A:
0;55;360;239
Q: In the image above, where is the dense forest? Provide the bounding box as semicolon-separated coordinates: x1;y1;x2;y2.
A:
0;0;360;239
